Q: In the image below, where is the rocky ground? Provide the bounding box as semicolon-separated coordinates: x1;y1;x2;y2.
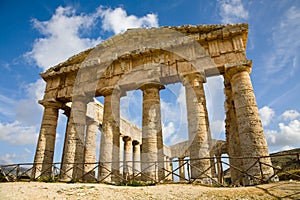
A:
0;181;299;199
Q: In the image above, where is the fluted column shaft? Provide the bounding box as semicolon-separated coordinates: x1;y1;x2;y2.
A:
83;119;98;182
123;136;133;180
168;158;174;181
132;141;141;177
60;107;71;181
225;61;274;182
71;96;89;180
140;83;165;181
98;89;120;183
216;154;224;184
32;100;62;179
184;73;211;181
224;78;244;185
178;157;185;181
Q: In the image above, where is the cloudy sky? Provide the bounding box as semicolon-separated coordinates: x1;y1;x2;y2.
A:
0;0;299;164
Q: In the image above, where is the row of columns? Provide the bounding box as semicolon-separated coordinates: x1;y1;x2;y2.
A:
31;74;221;183
32;61;273;185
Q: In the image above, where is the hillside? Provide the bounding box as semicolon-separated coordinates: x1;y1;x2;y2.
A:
270;148;300;171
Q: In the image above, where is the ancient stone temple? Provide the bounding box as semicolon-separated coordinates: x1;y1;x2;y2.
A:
32;23;274;185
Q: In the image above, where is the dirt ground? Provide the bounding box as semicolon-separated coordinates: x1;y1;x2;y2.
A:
0;181;299;199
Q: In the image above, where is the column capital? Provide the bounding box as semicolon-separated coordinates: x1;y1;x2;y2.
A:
99;86;126;97
182;72;206;86
38;99;63;108
86;117;99;125
123;136;132;142
224;60;252;80
139;81;165;91
132;140;140;146
72;94;93;104
61;104;71;117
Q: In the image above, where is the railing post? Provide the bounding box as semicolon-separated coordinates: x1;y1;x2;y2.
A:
16;164;20;181
259;157;264;182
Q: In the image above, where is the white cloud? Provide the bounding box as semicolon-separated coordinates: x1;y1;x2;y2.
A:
0;94;16;119
97;7;159;34
0;80;43;150
218;0;249;24
280;110;300;121
265;119;300;147
0;5;161;164
0;153;17;164
259;106;275;126
120;90;142;127
280;145;295;152
163;122;176;140
265;6;300;80
0;150;34;165
210;120;225;140
161;84;188;145
26;6;102;70
176;84;187;123
0;121;39;145
205;76;225;122
2;5;159;151
14;79;45;125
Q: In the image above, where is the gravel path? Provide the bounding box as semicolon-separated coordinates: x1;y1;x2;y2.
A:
0;181;299;199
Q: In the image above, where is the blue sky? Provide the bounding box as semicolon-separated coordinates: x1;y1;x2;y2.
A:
0;0;300;164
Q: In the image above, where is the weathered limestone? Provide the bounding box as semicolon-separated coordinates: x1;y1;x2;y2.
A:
32;100;62;179
216;154;224;184
178;158;185;181
72;96;89;180
224;77;244;185
225;61;274;183
83;118;98;182
123;136;132;180
132;141;141;177
59;96;89;181
98;89;121;183
60;110;76;181
164;156;173;181
33;24;274;185
140;83;165;181
184;73;211;182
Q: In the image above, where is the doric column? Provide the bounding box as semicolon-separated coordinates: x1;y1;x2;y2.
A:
183;73;211;182
224;77;244;185
167;157;174;181
210;149;217;178
164;156;173;181
60;110;76;181
83;118;98;182
123;136;133;180
140;82;165;182
59;96;89;181
60;106;71;181
216;154;224;184
178;157;185;181
32;100;62;179
132;140;141;178
98;89;121;183
225;61;274;183
72;96;89;180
